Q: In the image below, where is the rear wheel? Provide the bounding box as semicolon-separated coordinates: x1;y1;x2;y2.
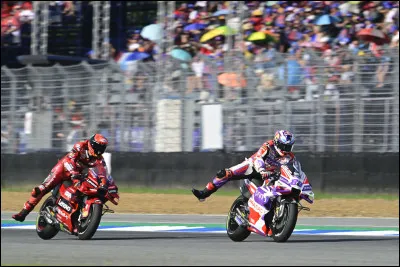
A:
272;201;298;243
226;195;251;242
36;196;59;240
78;203;103;240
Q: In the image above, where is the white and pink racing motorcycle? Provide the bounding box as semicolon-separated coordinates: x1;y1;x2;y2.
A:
226;158;314;243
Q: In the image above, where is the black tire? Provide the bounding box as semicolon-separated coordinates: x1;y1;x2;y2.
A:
272;202;298;243
226;195;251;242
78;203;102;240
36;196;59;240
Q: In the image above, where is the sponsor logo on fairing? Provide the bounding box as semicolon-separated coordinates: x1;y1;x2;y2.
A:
248;197;268;215
58;198;72;212
65;191;72;199
302;185;312;191
56;207;69;219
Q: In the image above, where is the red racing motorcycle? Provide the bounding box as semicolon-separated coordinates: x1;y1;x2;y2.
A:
35;165;119;240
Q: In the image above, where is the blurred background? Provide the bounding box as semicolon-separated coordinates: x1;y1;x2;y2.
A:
1;1;399;191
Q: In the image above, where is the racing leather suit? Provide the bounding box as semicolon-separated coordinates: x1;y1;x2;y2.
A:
12;140;108;222
192;140;295;200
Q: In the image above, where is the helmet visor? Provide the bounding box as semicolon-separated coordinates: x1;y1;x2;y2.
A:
90;142;106;156
276;142;293;153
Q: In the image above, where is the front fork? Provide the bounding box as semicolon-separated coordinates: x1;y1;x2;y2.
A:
77;197;115;223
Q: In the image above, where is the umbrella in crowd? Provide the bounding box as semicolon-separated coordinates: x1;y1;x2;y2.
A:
266;1;278;6
357;28;391;45
184;23;207;31
140;24;163;43
125;52;151;61
200;25;237;43
314;14;341;25
247;31;277;44
117;52;147;71
169;48;192;61
218;72;247;88
213;9;230;17
247;31;266;41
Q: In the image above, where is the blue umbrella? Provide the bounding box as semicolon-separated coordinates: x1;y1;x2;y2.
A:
125;52;151;61
266;1;278;6
118;52;150;71
213;9;230;16
184;23;207;31
169;49;192;62
140;24;163;42
315;15;341;25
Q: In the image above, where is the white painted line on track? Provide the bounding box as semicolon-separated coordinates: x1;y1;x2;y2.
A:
2;225;398;237
318;231;399;236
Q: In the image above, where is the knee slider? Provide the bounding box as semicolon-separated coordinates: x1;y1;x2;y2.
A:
31;187;41;198
216;169;226;178
216;169;232;179
31;185;46;198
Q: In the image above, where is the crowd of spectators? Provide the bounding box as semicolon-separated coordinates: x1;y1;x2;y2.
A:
119;1;398;102
1;1;33;46
1;1;76;48
166;1;399;101
166;1;398;59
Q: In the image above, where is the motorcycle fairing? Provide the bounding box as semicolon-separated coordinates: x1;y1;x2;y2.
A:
56;183;80;232
247;186;277;236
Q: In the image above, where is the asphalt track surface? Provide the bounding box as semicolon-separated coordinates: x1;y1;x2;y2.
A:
1;213;399;266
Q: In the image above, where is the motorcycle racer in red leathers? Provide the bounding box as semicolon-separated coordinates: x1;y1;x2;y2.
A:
12;134;109;222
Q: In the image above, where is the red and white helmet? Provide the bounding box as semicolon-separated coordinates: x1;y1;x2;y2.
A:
273;130;295;156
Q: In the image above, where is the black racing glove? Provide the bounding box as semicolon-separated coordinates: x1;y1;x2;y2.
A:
71;173;84;188
266;169;281;186
97;185;108;196
71;173;83;181
270;169;281;180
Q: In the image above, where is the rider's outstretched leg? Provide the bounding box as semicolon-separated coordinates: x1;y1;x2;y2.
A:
192;168;233;201
192;160;252;201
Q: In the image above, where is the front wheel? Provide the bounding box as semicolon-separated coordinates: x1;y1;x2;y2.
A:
78;203;103;240
226;195;251;242
36;196;59;240
271;201;298;243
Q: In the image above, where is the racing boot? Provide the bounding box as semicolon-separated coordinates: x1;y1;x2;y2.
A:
192;182;218;202
12;185;46;222
12;202;34;222
192;169;233;201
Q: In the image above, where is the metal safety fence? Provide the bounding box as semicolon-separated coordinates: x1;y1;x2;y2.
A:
1;48;399;154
